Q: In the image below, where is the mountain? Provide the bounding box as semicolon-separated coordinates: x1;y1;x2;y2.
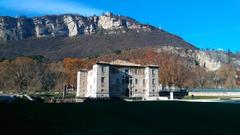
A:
0;12;196;60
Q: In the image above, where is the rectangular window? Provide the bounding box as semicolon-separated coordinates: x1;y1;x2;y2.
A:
152;79;155;85
102;66;105;73
143;79;146;85
101;77;105;83
135;79;138;84
152;69;155;75
129;79;132;84
125;69;129;73
135;69;138;74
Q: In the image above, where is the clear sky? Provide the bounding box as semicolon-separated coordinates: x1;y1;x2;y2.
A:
0;0;239;51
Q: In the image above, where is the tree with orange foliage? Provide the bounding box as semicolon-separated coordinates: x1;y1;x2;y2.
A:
144;48;158;64
63;58;87;87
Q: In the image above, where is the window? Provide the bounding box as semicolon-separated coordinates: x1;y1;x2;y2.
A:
135;79;138;84
152;79;155;85
101;77;105;83
143;89;145;92
101;89;104;92
129;79;132;84
135;89;137;92
135;69;138;74
143;79;146;85
125;69;129;73
153;89;155;92
130;91;133;96
102;66;105;73
152;69;155;75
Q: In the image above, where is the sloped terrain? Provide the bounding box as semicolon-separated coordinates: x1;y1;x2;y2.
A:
0;30;196;60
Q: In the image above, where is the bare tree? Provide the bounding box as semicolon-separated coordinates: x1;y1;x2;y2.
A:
157;53;192;89
193;67;209;89
6;57;38;93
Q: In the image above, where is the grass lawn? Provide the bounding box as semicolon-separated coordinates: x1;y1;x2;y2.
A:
1;101;240;135
183;96;221;99
183;96;240;100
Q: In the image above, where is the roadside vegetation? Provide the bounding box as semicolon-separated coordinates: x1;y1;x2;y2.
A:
0;48;239;94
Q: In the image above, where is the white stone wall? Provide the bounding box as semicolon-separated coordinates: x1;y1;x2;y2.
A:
109;67;147;97
86;69;97;97
76;63;160;98
76;71;88;97
95;64;110;97
128;68;147;97
145;67;159;97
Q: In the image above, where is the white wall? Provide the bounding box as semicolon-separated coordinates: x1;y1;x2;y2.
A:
76;72;81;97
76;71;88;97
96;64;110;97
77;64;160;98
145;67;159;97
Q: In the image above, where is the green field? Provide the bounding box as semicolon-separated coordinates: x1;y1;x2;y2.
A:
1;101;240;135
183;96;221;99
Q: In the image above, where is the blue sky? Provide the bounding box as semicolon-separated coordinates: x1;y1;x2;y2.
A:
0;0;239;51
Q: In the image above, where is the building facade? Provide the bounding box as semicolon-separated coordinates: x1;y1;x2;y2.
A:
76;60;160;98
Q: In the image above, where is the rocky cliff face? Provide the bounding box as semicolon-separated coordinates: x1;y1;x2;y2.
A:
0;12;197;60
156;46;237;71
0;12;155;41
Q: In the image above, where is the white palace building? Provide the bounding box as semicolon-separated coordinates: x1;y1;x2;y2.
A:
76;60;161;99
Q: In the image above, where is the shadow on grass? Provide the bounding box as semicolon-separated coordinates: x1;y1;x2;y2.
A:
1;101;240;135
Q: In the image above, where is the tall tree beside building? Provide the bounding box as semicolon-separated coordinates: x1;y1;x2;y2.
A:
217;63;237;89
157;53;192;89
63;58;87;87
39;62;65;91
193;67;209;89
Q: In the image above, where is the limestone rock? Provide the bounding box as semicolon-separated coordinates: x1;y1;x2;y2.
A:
0;12;156;41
